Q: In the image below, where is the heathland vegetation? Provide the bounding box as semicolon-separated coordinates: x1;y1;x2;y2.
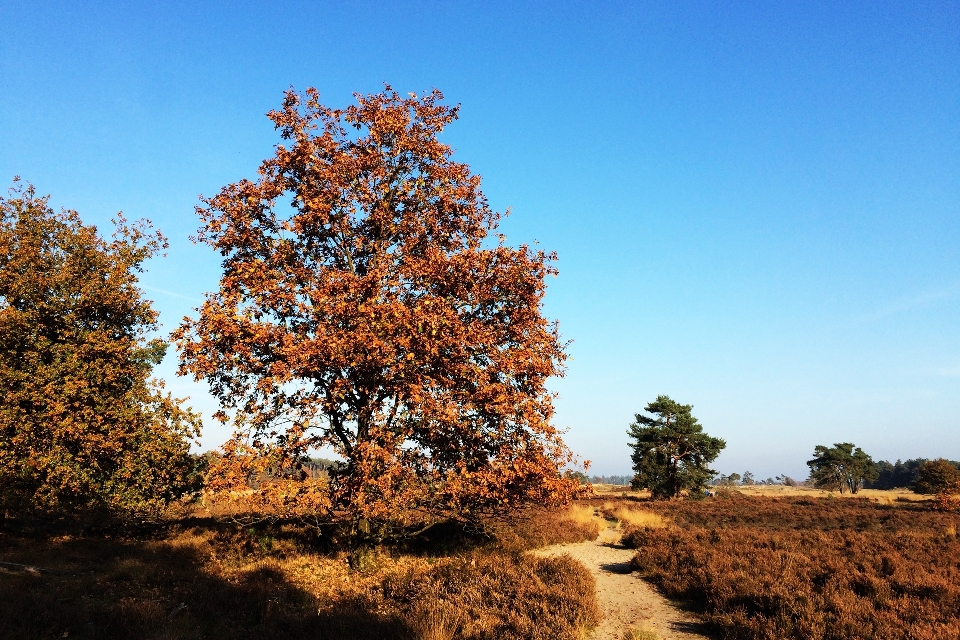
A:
1;87;600;639
3;85;960;640
622;495;960;640
0;504;603;639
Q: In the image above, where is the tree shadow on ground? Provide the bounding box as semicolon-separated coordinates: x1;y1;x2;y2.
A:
0;521;409;640
598;560;633;574
388;519;492;557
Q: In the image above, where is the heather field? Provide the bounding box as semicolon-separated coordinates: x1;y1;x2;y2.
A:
0;507;600;640
4;492;959;640
619;495;960;640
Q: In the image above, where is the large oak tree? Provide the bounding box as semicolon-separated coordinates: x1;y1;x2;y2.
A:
174;87;582;535
0;181;201;520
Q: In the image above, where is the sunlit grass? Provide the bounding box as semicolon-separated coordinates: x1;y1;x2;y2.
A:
602;502;670;530
567;503;604;527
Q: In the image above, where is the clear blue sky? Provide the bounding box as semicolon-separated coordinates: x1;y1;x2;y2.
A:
2;1;958;479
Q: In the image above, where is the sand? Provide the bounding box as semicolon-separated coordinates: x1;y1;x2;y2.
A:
535;526;710;640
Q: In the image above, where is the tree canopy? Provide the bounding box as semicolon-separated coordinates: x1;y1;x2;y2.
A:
627;395;725;500
912;459;960;495
806;443;877;495
174;87;583;536
867;458;928;490
0;181;201;519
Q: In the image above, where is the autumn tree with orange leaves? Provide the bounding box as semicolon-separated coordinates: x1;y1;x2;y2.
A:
175;87;584;537
0;181;202;521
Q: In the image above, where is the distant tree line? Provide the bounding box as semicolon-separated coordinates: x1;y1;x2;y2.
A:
620;399;960;505
805;442;960;503
589;475;633;486
866;458;960;490
713;472;802;487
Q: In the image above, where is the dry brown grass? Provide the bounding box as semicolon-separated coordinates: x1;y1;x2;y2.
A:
408;598;464;640
592;484;929;504
567;502;603;527
733;484;926;502
602;502;670;530
0;506;601;640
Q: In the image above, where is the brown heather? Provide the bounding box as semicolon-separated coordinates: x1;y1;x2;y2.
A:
0;504;599;640
622;496;960;640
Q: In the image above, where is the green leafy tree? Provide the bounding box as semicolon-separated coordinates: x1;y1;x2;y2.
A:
628;395;726;500
806;443;877;495
0;180;202;520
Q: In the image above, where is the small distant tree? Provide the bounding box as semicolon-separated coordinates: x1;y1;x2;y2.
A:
806;443;877;495
714;472;740;487
775;474;798;487
0;181;201;520
627;396;726;500
912;459;960;495
741;471;755;486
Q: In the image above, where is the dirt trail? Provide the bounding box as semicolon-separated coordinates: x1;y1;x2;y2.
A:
535;527;710;640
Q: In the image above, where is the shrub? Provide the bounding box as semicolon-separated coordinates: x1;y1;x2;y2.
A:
0;181;200;521
913;459;960;495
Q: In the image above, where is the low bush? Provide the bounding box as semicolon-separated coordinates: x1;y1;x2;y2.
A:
385;551;599;640
491;502;603;551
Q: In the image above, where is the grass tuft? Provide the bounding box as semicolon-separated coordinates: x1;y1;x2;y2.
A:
409;597;464;640
613;507;669;530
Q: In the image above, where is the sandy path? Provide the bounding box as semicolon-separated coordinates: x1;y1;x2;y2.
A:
535;527;711;640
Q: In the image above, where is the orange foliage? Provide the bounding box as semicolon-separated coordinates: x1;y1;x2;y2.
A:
0;181;201;518
175;87;584;533
934;483;960;512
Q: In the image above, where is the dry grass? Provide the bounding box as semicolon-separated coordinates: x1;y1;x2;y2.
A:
621;496;960;640
602;502;670;531
408;598;464;640
734;485;926;502
567;502;603;527
593;485;651;499
623;628;661;640
592;484;929;504
0;506;601;640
